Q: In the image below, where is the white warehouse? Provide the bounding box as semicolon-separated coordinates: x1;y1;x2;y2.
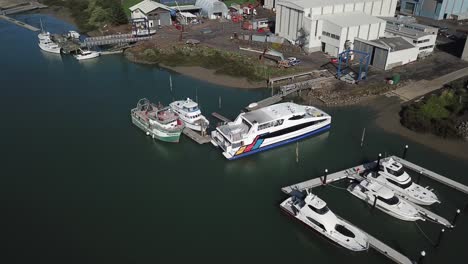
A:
275;0;398;57
381;16;438;57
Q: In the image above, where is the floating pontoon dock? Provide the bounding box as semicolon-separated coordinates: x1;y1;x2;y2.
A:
211;112;232;123
182;128;210;144
281;155;468;264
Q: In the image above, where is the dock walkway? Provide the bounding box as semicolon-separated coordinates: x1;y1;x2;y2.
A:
1;1;46;15
0;15;39;31
268;71;320;87
182;128;210;144
211;112;232;123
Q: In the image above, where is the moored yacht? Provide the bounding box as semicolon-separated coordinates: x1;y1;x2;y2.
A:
131;98;184;143
348;179;423;221
169;98;209;131
211;102;331;160
74;48;100;60
38;37;61;54
280;190;369;251
370;158;440;205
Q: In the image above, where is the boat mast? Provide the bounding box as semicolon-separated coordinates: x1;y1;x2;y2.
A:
39;18;44;33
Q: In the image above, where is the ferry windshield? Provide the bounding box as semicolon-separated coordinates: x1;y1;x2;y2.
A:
308;204;330;215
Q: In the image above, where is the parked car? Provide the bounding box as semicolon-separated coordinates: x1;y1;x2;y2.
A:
287;57;301;66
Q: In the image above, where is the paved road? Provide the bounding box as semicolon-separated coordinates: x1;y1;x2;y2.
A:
392;66;468;101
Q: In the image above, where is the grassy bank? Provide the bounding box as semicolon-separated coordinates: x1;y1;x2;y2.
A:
400;78;468;138
132;45;300;82
42;0;128;32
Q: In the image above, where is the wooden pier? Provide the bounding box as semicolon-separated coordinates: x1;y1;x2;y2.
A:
182;128;211;144
0;15;39;31
211;112;232;123
280;155;468;263
245;95;282;111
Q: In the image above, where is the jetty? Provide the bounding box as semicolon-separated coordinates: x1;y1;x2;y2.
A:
0;15;39;31
83;34;152;47
0;1;46;15
245;70;333;111
182;128;211;144
268;71;322;87
281;155;468;264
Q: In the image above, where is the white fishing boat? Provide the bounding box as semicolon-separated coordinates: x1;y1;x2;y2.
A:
211;102;331;160
280;190;369;252
38;37;61;54
370;158;440;205
74;49;100;60
348;179;423;221
169;98;209;131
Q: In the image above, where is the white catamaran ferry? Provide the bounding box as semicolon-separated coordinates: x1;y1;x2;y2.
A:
211;102;331;160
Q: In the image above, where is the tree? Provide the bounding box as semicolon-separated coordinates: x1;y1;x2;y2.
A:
110;3;128;25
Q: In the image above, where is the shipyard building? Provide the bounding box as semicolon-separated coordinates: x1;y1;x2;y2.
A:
275;0;398;57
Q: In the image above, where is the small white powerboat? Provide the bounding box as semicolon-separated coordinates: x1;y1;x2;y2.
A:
169;98;209;132
74;49;100;60
280;190;369;252
348;179;423;221
38;37;61;54
372;158;440;205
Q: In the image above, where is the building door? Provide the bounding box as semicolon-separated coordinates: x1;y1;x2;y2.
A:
321;42;326;52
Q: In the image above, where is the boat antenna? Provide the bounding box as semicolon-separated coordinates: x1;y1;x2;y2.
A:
169;74;173;92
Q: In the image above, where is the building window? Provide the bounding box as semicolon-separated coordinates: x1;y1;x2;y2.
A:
419;45;434;50
322;31;339;40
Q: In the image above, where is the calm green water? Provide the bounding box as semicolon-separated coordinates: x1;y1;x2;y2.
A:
1;15;467;264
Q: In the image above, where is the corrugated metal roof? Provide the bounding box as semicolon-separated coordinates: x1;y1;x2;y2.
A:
320;12;384;27
278;0;377;10
371;37;415;51
129;0;171;13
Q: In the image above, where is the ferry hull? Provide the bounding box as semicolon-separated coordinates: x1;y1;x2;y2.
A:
226;124;331;160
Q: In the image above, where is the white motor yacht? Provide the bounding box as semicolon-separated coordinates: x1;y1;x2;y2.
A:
211;102;331;160
169;98;209;131
280;191;369;252
38;31;50;41
348;179;423;221
74;49;100;60
370;158;440;205
38;37;61;54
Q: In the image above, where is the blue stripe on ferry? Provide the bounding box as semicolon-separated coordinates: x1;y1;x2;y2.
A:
228;124;331;160
252;139;264;150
